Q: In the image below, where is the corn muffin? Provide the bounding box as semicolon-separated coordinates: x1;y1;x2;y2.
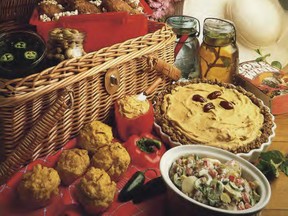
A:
17;164;60;209
91;142;131;181
78;120;114;153
56;148;90;185
76;167;116;215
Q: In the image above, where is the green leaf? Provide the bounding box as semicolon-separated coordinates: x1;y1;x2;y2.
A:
256;159;279;179
255;49;262;55
280;160;288;176
262;54;271;61
256;53;271;62
255;57;264;62
271;61;282;69
259;150;285;164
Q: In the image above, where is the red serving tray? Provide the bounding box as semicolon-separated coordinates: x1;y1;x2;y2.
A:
0;139;166;216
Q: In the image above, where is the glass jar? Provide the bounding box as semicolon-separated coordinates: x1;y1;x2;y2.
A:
166;16;200;79
199;18;239;83
47;28;86;64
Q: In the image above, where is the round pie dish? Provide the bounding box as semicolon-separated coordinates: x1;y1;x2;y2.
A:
153;79;276;162
154;117;276;162
160;145;271;216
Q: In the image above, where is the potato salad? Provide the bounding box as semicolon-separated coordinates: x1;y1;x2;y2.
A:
169;154;261;210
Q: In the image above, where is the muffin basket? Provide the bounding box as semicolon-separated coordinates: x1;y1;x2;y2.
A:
0;12;177;183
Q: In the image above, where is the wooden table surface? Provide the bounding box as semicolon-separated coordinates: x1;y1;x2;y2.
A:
262;113;288;216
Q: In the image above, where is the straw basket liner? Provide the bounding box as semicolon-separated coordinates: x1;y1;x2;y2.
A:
0;22;176;183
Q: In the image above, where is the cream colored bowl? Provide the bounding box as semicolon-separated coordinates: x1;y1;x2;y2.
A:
160;145;271;216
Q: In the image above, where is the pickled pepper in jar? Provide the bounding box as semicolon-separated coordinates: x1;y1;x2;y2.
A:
199;18;239;83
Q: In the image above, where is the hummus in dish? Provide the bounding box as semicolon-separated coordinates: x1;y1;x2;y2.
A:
117;95;150;119
162;83;263;149
154;79;274;153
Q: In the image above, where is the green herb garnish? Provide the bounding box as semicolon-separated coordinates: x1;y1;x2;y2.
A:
255;150;288;179
271;61;282;70
254;49;282;69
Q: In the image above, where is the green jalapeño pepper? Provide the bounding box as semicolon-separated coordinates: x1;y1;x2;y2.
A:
118;171;145;202
124;133;166;168
118;168;159;203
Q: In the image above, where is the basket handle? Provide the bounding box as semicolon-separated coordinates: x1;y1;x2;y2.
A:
144;55;181;95
104;55;181;95
0;89;74;184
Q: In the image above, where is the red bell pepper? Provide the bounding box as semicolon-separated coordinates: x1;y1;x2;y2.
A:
123;133;166;168
114;98;154;141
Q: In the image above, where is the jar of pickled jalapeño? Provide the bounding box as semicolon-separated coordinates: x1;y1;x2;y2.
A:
166;15;200;79
199;18;239;83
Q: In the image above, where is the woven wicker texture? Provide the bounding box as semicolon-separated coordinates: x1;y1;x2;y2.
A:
0;0;37;23
0;22;176;182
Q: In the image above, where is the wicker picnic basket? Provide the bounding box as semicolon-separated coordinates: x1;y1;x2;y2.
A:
0;0;38;32
0;10;177;183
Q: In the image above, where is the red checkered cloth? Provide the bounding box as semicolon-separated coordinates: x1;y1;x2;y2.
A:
0;139;166;216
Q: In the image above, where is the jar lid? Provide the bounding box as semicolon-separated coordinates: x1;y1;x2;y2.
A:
203;18;235;39
166;16;200;36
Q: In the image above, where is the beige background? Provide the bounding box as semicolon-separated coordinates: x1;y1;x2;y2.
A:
174;0;288;69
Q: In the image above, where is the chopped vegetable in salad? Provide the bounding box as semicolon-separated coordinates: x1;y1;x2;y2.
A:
169;154;261;211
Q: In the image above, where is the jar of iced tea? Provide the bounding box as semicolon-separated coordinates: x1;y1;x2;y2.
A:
199;18;239;83
166;15;200;79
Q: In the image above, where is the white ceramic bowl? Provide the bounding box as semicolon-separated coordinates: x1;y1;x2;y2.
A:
154;113;276;163
160;145;271;216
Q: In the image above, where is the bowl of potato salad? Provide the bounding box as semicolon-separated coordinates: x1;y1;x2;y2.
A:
160;145;271;216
